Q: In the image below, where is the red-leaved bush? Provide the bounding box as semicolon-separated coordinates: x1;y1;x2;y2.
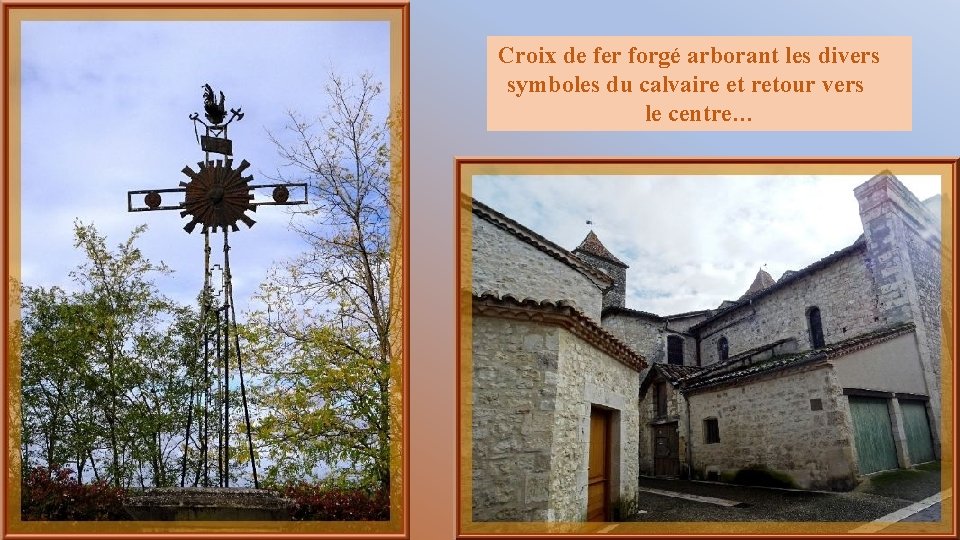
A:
284;483;389;521
21;467;128;521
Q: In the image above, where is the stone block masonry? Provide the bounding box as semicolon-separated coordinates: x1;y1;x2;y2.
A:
575;247;627;310
696;246;884;366
472;316;560;521
855;173;943;452
472;214;604;322
471;303;642;521
549;330;640;521
687;365;858;491
603;313;668;367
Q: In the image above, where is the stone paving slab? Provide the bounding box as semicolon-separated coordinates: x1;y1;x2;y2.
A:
637;487;743;507
633;475;941;523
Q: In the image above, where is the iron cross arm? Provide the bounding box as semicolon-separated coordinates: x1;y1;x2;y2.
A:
127;183;308;211
127;162;308;234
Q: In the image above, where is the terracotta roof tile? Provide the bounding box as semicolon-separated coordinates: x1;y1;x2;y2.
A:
601;305;664;321
574;230;628;267
682;323;915;393
657;363;707;381
472;292;647;373
639;363;707;396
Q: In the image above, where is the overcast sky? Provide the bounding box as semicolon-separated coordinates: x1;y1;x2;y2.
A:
473;174;942;315
19;20;390;311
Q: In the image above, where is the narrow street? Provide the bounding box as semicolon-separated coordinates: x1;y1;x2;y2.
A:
630;463;944;524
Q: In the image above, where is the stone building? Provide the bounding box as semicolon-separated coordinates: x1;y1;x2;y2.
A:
469;172;943;519
470;200;645;522
619;173;943;489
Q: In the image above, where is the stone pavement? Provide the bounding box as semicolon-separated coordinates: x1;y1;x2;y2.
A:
632;463;944;523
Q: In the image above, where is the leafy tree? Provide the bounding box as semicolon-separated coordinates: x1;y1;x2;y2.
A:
19;285;97;479
19;222;195;488
245;72;398;491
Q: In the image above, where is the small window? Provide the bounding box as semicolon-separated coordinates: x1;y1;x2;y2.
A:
667;335;684;365
808;307;825;348
704;418;720;444
717;337;729;362
655;381;668;417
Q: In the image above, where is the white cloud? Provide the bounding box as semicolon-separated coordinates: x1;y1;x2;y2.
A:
19;19;391;311
473;174;941;315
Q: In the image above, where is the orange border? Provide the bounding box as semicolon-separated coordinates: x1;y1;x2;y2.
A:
456;157;957;538
2;2;409;538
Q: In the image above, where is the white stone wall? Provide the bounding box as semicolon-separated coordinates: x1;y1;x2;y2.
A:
472;216;604;321
697;249;884;366
549;330;640;521
687;366;859;490
472;316;560;521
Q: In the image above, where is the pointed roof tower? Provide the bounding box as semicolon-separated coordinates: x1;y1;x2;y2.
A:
574;230;628;268
573;230;628;310
740;267;776;299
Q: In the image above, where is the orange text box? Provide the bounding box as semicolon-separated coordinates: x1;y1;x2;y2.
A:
487;36;911;131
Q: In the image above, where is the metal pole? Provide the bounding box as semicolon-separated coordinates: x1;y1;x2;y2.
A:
222;226;260;489
221;229;230;488
216;306;223;487
201;229;211;487
180;388;194;487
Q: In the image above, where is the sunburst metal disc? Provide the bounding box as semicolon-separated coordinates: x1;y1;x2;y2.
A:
179;159;257;233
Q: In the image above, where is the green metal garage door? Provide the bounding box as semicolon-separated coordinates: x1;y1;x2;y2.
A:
849;397;899;474
900;400;935;464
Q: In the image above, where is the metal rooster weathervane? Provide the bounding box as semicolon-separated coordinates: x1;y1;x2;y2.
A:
126;85;307;490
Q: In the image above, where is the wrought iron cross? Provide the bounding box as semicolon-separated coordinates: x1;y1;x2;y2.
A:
125;85;307;490
127;85;307;230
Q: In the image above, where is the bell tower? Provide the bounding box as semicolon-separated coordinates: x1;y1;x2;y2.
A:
573;230;628;309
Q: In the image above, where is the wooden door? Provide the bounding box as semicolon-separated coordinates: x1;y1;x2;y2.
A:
849;397;899;474
587;407;610;522
654;423;680;477
901;400;935;464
